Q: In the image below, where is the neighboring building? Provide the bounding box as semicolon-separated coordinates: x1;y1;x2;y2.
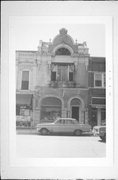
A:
88;57;106;127
16;28;105;128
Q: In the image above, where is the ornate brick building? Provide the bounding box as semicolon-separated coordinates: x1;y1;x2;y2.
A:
16;28;105;128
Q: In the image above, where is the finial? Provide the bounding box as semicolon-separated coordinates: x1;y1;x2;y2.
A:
59;28;67;35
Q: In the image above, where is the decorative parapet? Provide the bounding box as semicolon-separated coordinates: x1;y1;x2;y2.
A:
16;51;38;67
16;51;37;60
78;42;89;56
36;29;90;57
37;40;51;56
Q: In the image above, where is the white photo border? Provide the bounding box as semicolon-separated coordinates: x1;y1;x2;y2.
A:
2;1;117;179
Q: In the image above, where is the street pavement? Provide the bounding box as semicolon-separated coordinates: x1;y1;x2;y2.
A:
16;133;106;158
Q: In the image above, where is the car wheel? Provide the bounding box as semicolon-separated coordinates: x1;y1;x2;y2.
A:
40;128;49;135
74;129;82;136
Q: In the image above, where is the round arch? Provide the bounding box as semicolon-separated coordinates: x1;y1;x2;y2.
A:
39;95;64;122
53;44;74;56
67;96;85;122
68;96;85;109
39;95;64;107
55;47;71;56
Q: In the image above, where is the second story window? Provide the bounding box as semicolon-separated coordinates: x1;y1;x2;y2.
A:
58;65;68;81
51;64;57;81
51;63;74;82
51;71;56;81
69;72;73;81
94;73;105;88
69;65;74;81
21;71;29;90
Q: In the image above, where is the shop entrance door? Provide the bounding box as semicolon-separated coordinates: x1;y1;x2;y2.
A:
72;106;79;122
91;108;97;127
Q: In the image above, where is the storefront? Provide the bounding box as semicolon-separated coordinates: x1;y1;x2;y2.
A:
40;96;62;123
89;97;106;127
16;94;33;128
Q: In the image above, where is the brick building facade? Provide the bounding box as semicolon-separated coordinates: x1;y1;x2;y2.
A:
16;28;105;128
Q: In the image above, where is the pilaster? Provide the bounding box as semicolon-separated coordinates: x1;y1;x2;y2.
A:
97;108;101;125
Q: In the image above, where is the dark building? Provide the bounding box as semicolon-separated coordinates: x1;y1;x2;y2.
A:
88;57;106;127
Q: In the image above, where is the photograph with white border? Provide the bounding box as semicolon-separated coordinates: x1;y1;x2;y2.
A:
1;1;118;179
8;15;113;165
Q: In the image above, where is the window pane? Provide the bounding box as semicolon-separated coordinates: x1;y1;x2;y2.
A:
20;109;25;115
56;120;61;124
95;74;102;80
69;72;73;81
51;71;56;81
62;120;65;124
21;81;29;90
57;65;68;81
95;73;102;87
16;106;20;115
22;71;29;81
73;120;77;124
24;109;30;116
101;109;106;120
95;80;102;87
61;66;68;81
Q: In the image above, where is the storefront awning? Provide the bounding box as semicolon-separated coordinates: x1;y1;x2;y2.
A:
92;97;106;105
16;94;33;106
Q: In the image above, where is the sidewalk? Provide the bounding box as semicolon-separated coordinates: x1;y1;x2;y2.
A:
16;128;38;135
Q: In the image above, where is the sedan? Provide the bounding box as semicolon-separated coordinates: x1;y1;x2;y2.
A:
36;118;91;135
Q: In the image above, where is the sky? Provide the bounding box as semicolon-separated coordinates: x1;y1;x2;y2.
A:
14;20;105;57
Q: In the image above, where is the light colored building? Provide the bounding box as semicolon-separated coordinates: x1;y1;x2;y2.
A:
16;28;105;128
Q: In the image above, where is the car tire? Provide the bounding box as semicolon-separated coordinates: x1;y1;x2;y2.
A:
74;129;82;136
40;128;49;135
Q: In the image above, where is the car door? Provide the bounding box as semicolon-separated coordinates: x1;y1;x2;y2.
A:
53;119;65;133
64;119;75;133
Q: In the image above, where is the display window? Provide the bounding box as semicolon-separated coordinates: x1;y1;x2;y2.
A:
16;105;31;127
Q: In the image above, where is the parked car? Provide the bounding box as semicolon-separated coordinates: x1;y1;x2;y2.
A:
92;125;106;141
36;118;91;135
99;126;106;141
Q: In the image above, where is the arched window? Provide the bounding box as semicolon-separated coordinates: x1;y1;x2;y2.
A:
41;97;62;122
55;47;71;55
